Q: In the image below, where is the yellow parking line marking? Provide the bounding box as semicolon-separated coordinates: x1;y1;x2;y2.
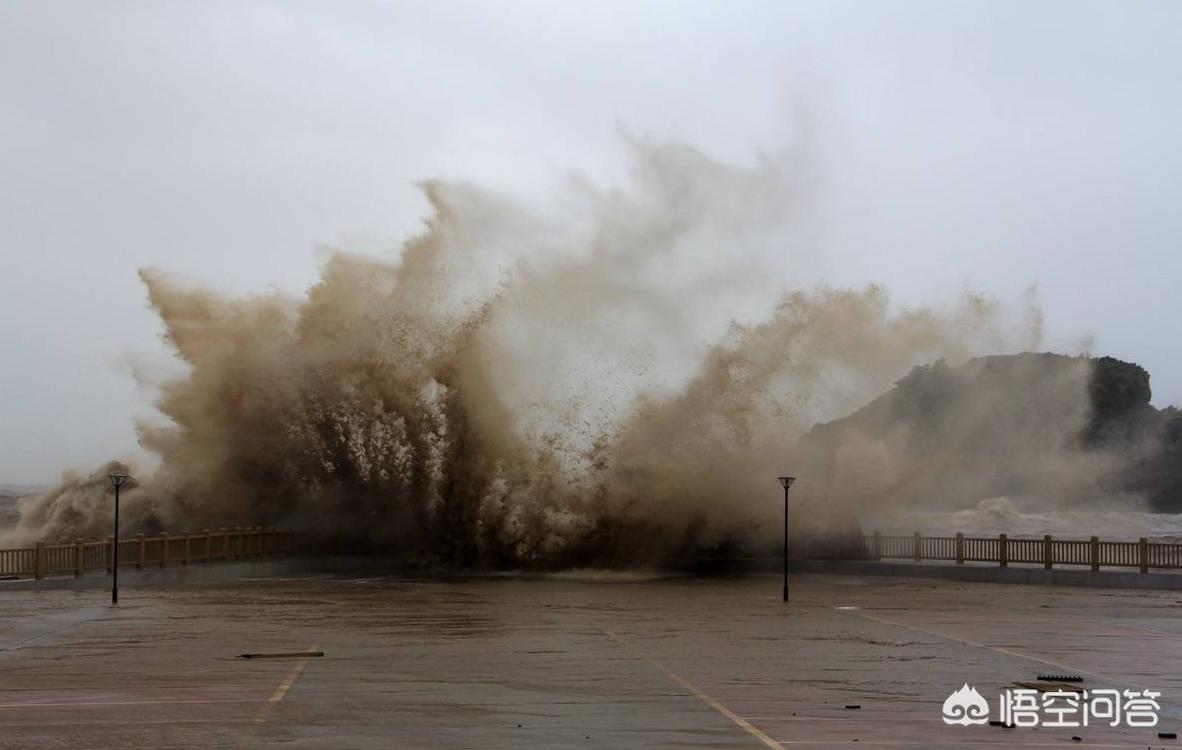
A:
253;644;318;724
594;624;785;750
663;669;786;750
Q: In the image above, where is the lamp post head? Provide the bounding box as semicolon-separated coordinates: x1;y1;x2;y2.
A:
778;476;795;489
108;473;129;489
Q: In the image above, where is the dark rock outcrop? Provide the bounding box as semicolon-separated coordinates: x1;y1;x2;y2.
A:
800;353;1181;514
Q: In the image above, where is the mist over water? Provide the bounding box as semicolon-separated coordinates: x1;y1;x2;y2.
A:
10;140;1099;565
880;497;1182;543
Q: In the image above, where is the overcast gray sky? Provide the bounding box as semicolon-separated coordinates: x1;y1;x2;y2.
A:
2;0;1180;486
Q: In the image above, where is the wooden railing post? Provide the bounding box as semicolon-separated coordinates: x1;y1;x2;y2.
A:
1044;534;1053;570
999;533;1008;568
873;531;882;560
955;532;965;564
1140;537;1149;574
1090;536;1100;571
0;526;301;580
913;532;922;562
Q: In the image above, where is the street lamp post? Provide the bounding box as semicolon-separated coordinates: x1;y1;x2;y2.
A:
778;476;795;603
108;473;128;605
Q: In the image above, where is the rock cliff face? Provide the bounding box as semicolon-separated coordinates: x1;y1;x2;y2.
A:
799;353;1181;518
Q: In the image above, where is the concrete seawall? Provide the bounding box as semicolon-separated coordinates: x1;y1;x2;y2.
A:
797;558;1182;590
0;556;402;592
7;555;1182;592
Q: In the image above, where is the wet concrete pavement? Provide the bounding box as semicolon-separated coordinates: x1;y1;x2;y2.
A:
1;572;1180;748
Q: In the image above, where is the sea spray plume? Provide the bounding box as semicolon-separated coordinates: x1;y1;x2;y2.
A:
126;143;808;564
133;258;566;566
12;139;1066;563
127;177;616;565
598;286;1042;548
3;461;141;546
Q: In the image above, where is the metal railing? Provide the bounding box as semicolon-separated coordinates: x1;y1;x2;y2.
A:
805;532;1182;574
0;527;295;581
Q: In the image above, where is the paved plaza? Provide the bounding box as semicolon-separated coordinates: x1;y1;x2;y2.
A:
1;572;1180;748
